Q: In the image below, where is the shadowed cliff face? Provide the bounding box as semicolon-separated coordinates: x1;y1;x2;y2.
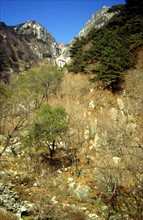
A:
0;20;62;82
0;22;38;82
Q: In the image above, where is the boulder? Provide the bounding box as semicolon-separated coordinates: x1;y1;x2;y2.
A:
74;185;90;202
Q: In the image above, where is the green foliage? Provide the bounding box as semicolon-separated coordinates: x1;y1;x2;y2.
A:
26;104;68;158
32;104;68;141
69;36;86;58
0;46;10;71
13;64;64;108
68;36;87;73
67;1;143;92
107;4;124;13
0;64;65;156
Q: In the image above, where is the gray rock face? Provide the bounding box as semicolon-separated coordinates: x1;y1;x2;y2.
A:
77;6;117;38
74;185;90;202
0;182;35;220
65;6;117;63
15;20;60;59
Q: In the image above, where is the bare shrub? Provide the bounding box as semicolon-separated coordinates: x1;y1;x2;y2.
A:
0;208;17;220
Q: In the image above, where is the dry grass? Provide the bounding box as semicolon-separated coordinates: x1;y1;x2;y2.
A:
0;208;17;220
1;50;142;219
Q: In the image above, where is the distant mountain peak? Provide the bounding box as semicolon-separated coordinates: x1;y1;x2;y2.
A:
0;22;7;28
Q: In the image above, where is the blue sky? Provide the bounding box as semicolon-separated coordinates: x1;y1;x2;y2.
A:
0;0;126;44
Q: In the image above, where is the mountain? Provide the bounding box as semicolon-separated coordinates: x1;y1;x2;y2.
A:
0;1;143;219
0;7;121;81
57;6;117;65
0;22;37;82
0;20;61;82
67;2;143;92
14;20;60;59
76;6;117;38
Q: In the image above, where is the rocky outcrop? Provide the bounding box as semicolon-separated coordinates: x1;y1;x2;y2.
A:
62;6;118;63
0;22;37;82
77;6;117;38
15;20;60;59
0;20;63;81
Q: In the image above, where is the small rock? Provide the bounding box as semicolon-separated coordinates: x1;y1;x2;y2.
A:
101;205;109;212
112;157;121;164
87;213;99;219
74;185;90;202
13;194;20;200
33;182;38;187
67;177;74;183
0;185;5;192
51;196;58;205
61;167;68;172
68;182;76;190
109;215;122;220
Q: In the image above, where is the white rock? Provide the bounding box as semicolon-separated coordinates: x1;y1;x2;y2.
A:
51;196;58;205
74;185;90;201
109;108;118;121
89;100;96;109
112;157;121;164
68;182;76;190
67;177;74;183
117;98;124;110
126;122;136;134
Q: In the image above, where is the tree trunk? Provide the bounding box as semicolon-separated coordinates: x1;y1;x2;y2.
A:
50;140;55;161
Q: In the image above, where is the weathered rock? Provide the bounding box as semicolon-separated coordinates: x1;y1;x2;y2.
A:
109;108;118;121
74;185;90;202
0;184;5;192
51;196;58;205
89;100;96;109
117;98;125;110
109;215;122;220
77;6;117;38
112;157;121;164
87;213;99;220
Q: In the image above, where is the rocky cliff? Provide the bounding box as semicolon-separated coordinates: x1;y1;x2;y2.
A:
0;7;119;78
0;22;38;82
77;6;116;38
14;20;60;59
0;20;61;82
62;6;117;62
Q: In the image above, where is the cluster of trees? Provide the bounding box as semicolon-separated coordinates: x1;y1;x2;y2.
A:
68;0;143;92
0;64;68;160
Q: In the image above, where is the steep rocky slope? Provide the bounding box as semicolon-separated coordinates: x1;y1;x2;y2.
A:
14;20;60;59
0;22;37;82
0;49;142;220
0;1;143;219
0;6;121;78
57;6;118;65
76;6;117;38
0;20;61;82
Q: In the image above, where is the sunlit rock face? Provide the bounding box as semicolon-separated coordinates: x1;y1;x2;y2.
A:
66;6;117;61
77;6;116;38
0;20;64;81
15;20;60;59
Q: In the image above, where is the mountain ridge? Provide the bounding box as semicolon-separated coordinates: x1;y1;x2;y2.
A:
0;6;119;81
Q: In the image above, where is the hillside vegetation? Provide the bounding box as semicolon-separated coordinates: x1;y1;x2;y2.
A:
0;0;143;220
68;0;143;92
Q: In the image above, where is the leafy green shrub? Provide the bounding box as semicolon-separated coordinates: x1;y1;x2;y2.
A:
25;103;68;160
